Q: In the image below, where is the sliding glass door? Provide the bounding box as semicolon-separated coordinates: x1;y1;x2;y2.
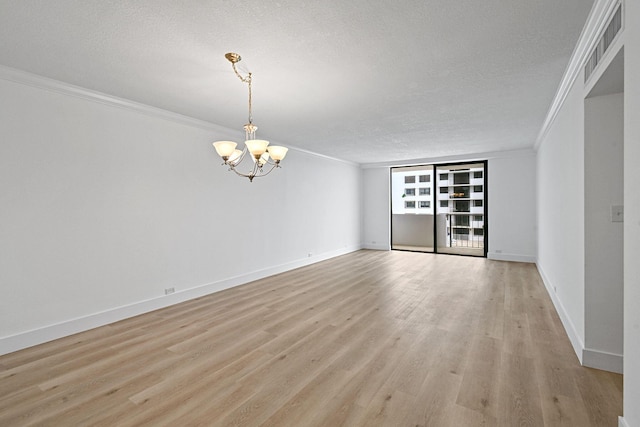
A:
391;161;487;257
435;162;486;256
390;166;435;252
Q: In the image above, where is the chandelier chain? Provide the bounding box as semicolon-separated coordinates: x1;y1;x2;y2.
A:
247;75;252;125
230;62;253;125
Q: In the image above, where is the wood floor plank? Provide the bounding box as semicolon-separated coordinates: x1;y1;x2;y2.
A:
540;393;592;427
497;353;545;426
407;369;463;427
575;366;625;426
0;250;623;426
455;334;502;419
119;349;274;426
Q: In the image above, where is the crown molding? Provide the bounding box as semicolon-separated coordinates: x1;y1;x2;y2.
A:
359;147;536;169
534;0;623;150
288;145;360;166
0;64;230;132
0;64;355;165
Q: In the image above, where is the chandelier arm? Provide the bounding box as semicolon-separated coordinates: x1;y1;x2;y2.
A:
227;165;254;179
227;158;260;179
235;147;249;164
223;158;279;182
253;162;279;178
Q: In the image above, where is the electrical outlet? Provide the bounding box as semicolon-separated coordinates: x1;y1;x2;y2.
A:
308;253;312;258
165;287;175;295
611;205;624;223
495;249;502;254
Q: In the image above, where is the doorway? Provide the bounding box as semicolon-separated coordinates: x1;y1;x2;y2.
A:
583;46;624;371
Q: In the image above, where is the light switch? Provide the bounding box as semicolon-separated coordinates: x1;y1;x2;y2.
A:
611;205;624;223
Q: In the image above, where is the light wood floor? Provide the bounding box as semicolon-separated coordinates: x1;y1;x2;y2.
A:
392;245;485;257
0;250;622;426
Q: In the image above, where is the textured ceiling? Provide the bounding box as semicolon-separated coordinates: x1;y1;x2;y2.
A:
0;0;594;164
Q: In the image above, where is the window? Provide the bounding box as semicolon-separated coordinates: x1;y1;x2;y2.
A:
453;215;470;226
419;201;430;208
405;201;415;208
405;188;415;196
473;185;483;192
473;171;483;179
405;176;416;184
419;175;430;183
453;173;470;185
440;200;448;208
473;200;483;207
419;188;430;196
474;215;483;221
453;228;469;235
439;173;448;181
454;201;470;212
474;228;484;236
439;187;448;194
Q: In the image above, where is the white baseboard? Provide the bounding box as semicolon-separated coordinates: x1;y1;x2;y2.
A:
536;263;584;364
583;348;623;374
536;263;624;374
618;416;629;427
0;246;361;356
361;243;390;251
488;252;536;263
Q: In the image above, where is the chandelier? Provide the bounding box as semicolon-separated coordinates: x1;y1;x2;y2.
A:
212;53;288;182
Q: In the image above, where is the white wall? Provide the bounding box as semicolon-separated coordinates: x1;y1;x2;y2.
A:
536;74;586;359
361;150;537;262
536;13;628;375
487;152;537;262
0;74;362;354
536;2;640;422
361;167;390;250
584;92;623;370
624;0;640;424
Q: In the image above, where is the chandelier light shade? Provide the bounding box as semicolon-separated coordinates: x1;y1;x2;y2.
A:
212;53;288;182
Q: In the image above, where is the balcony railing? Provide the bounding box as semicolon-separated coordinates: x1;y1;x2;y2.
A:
445;214;484;248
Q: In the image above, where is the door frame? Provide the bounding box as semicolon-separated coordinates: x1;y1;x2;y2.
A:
390;160;488;258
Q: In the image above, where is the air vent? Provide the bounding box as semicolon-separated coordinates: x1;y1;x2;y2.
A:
585;4;622;82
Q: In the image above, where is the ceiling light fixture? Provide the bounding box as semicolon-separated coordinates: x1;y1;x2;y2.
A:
212;52;288;182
